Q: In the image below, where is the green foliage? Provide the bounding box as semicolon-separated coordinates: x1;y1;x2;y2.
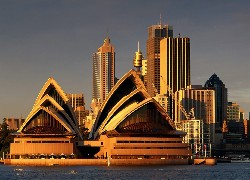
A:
0;119;14;158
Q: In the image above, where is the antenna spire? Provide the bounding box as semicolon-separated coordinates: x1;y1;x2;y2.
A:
106;28;109;38
138;41;140;52
160;13;162;26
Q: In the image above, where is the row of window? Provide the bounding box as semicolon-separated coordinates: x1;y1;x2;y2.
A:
114;147;187;149
116;140;182;143
15;141;70;143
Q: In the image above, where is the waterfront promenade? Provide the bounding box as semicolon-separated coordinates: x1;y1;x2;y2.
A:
4;158;189;166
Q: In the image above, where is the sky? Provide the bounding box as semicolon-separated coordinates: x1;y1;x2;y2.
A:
0;0;250;122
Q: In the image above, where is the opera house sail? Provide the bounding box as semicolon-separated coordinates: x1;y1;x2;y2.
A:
10;77;82;159
9;70;191;165
88;69;191;162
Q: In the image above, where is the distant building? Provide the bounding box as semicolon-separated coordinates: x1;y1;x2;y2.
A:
141;59;147;87
4;118;25;131
175;85;216;124
204;73;228;128
84;113;95;132
153;94;168;111
66;93;89;125
240;109;244;121
175;85;216;145
227;120;244;134
90;98;102;119
92;37;115;103
146;23;173;96
227;102;240;122
181;119;212;157
243;119;250;142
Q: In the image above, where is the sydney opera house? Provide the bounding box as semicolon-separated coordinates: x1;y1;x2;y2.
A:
8;69;191;165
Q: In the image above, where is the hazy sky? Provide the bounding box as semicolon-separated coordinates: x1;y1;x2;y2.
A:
0;0;250;122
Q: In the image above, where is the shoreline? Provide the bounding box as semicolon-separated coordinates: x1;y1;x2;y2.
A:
4;158;189;166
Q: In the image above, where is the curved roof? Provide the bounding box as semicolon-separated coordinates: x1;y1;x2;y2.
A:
18;77;82;139
90;69;176;139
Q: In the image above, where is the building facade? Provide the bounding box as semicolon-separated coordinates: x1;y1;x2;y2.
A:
4;118;25;131
92;37;115;102
146;24;173;96
160;37;191;95
175;85;216;145
141;59;147;87
204;73;228;127
66;93;89;126
174;85;216;124
227;102;240;122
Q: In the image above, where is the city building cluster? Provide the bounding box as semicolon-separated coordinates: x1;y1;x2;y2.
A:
3;20;250;163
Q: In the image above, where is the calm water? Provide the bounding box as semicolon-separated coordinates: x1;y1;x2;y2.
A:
0;163;250;180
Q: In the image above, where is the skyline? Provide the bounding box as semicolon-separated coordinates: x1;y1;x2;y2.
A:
0;0;250;121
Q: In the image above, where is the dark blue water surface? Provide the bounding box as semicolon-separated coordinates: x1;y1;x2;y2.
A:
0;163;250;180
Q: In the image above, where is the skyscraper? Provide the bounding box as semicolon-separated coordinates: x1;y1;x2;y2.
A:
146;24;173;96
92;37;115;102
160;36;191;120
160;37;191;94
204;73;228;127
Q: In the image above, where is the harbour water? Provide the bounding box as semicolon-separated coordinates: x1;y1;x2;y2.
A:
1;163;250;179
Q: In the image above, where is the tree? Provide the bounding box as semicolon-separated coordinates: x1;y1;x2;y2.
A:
0;119;14;158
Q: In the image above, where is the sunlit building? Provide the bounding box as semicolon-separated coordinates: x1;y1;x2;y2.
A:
4;118;25;131
227;102;241;122
66;93;89;126
175;85;216;145
86;69;191;163
141;59;147;86
146;23;173;96
92;37;115;103
160;37;191;95
175;85;216;124
10;77;82;159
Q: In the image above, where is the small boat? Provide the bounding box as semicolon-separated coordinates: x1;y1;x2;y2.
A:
193;158;217;165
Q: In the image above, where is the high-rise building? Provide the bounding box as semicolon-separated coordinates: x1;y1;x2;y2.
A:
146;24;173;96
92;37;115;102
160;37;191;95
204;73;228;127
159;36;190;121
175;85;216;124
176;85;216;146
